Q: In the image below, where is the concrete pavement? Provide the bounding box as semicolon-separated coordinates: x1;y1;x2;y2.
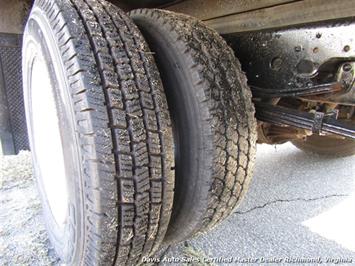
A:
156;143;355;265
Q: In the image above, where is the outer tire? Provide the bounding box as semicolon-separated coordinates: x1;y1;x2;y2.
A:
292;135;355;157
23;0;174;265
130;9;257;244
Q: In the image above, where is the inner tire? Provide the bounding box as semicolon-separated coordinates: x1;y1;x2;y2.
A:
23;1;174;265
292;135;355;157
130;9;257;244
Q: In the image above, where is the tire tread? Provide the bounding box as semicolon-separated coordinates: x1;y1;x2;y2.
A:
33;1;174;265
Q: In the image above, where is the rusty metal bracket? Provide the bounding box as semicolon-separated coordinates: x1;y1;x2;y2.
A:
312;111;324;134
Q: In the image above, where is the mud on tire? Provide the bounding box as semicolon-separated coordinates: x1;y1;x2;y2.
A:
130;9;257;244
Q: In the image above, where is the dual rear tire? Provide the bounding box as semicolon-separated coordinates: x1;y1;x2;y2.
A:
23;1;256;265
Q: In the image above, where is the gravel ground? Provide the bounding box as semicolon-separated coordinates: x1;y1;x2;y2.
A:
0;143;354;265
0;151;59;265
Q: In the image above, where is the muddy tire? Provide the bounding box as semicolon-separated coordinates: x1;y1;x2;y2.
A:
22;0;174;265
292;135;355;157
130;9;257;244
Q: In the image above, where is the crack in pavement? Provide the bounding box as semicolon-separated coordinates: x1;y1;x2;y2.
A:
235;193;349;215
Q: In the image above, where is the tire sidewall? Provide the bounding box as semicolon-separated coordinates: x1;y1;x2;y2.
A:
23;7;84;263
132;15;216;242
